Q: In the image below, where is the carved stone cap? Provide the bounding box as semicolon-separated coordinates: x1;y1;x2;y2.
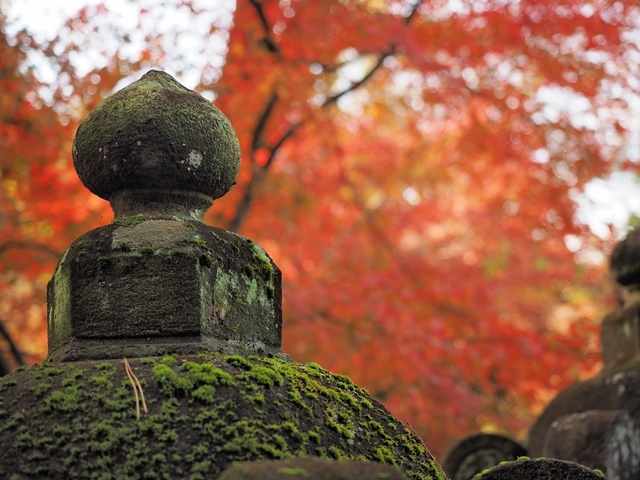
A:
72;70;240;220
611;228;640;287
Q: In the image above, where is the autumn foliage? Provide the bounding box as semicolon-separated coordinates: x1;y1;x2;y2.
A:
1;0;638;456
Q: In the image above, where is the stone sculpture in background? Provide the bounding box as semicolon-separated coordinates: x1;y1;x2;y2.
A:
528;229;640;480
442;433;527;480
444;230;640;480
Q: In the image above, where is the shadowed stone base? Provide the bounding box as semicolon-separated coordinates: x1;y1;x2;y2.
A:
471;458;605;479
442;433;527;480
48;335;290;362
219;456;411;480
543;410;640;480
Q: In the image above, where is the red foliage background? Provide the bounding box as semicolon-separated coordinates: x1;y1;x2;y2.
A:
2;0;639;456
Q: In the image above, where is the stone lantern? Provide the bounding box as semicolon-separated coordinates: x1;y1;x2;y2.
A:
0;71;446;479
526;229;640;479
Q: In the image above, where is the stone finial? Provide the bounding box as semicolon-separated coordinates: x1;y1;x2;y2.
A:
600;229;640;370
610;229;640;288
47;71;285;361
72;70;240;220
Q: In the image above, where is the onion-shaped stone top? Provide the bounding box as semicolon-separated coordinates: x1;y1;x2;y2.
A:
72;70;240;203
610;228;640;286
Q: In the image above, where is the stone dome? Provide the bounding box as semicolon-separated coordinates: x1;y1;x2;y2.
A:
0;354;441;479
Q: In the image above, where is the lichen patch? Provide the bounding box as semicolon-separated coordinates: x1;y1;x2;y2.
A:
188;150;203;168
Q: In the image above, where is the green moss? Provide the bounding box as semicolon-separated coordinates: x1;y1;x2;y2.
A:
119;214;145;228
1;412;24;432
0;355;442;480
187;236;208;248
374;446;397;466
225;355;253;370
30;383;52;398
140;245;155;254
161;356;178;367
153;364;193;396
44;385;82;413
247;240;275;277
97;362;116;373
113;241;133;252
245;392;265;405
192;385;216;403
183;361;234;386
307;429;321;443
243;365;283;388
277;467;310;476
90;375;112;388
327;445;349;460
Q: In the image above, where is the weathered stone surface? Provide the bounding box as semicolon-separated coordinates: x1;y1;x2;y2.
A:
528;284;640;479
46;70;286;361
442;433;527;480
47;219;283;361
0;355;445;480
528;368;640;468
600;298;640;371
218;456;411;480
611;229;640;287
72;70;240;204
542;410;640;480
524;228;640;479
471;458;606;479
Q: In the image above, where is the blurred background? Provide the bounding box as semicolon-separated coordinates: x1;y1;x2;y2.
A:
1;0;640;458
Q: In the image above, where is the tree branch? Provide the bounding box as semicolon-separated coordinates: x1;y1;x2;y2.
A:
248;0;281;56
226;0;424;232
322;51;393;107
323;0;422;106
264;121;301;169
0;319;25;369
0;240;60;257
251;92;279;154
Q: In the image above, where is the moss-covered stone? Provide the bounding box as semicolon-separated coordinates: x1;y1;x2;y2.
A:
471;457;606;479
47;219;284;362
0;355;444;479
218;456;412;479
72;70;240;203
